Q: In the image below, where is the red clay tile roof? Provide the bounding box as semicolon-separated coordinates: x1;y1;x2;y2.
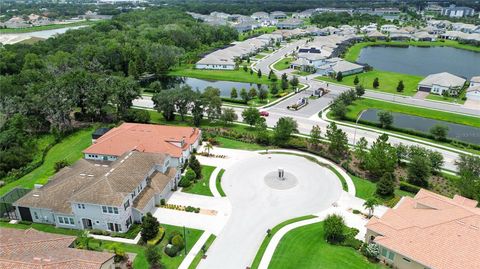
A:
366;189;480;269
83;123;200;158
0;228;113;269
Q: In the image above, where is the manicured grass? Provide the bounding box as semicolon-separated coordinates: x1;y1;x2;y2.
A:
250;215;317;269
254;54;266;59
344;98;480;128
350;174;413;203
344;40;480;62
182;165;216;196
239;26;277;41
159;224;204;269
215;169;226;197
169;65;272;85
268;221;384;269
0;127;95;196
317;70;423;96
272;57;293;71
188;234;217;269
0;20;95;33
426;92;466;104
216;136;268;151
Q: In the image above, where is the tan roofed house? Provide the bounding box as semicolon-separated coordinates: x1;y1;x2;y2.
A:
365;189;480;269
417;72;466;95
0;228;114;269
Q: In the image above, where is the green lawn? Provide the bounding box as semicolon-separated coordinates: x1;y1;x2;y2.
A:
250;215;317;269
426;92;466;104
350;174;413;204
215;169;226;197
273;57;293;71
188;234;216;269
343;98;480;128
0;20;95;34
0;127;95;196
182;165;216;196
344;40;480;62
169;65;272;85
239;26;277;41
268;221;384;269
216;136;268;151
317;70;423;96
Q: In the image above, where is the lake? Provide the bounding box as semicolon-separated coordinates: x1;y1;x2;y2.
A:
147;76;265;98
360;109;480;145
357;45;480;79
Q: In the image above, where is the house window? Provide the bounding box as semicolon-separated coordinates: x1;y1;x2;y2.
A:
108;207;113;214
69;218;74;225
102;206;107;213
381;248;387;257
59;217;64;223
34;212;39;219
113;207;118;214
387;251;395;260
124;200;130;210
78;204;85;209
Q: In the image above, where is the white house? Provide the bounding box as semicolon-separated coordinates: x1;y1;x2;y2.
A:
316;58;364;76
417;72;466;95
270;11;287;19
441;5;475;17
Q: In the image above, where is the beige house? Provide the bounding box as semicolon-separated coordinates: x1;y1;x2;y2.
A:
365;189;480;269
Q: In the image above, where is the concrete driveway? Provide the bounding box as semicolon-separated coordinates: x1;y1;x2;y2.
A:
198;153;342;269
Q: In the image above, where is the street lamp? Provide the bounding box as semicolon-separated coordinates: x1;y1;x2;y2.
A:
353;109;367;146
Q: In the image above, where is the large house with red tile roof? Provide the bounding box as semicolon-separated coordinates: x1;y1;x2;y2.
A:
0;227;114;269
83;123;201;167
365;189;480;269
13;123;201;233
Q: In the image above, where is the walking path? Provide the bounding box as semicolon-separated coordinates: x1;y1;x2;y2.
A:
178;231;212;269
89;232;141;244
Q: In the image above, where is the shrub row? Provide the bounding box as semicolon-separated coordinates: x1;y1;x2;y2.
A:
399;181;421;194
147;227;165;246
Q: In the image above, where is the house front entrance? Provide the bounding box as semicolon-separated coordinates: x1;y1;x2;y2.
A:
82;218;93;229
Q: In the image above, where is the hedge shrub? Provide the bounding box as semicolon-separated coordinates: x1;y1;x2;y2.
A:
399;181;421;194
147;227;165;246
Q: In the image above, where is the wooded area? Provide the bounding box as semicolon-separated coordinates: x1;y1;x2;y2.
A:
0;8;238;178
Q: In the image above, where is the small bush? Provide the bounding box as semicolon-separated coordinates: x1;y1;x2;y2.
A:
90;229;111;236
399;181;421;194
0;218;10;222
164;244;180;257
147;227;165;246
122;109;150;123
160;199;166;206
171;234;185;250
352;209;361;214
168;231;182;243
54;160;69;172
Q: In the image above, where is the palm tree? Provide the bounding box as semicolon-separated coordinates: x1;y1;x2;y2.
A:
205;142;213;156
363;197;379;218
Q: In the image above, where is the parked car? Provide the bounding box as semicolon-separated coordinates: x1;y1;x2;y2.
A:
260;110;269;117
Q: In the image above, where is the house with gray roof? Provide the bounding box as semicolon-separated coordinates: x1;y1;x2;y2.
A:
270;11;287;19
417;72;466;95
441;5;475;17
277;18;304;29
14;150;180;233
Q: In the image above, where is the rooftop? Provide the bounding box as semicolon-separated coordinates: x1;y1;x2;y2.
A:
15;151;172;210
418;72;466;88
366;189;480;269
0;228;113;269
83;123;200;158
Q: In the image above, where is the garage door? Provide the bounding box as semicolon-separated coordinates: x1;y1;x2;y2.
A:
418;86;431;92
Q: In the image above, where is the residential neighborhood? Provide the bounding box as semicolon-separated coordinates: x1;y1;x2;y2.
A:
1;1;480;269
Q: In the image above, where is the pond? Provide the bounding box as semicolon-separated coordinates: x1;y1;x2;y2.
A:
146;76;265;98
360;109;480;145
357;45;480;79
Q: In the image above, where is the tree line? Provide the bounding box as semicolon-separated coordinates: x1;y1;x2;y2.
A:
0;8;238;179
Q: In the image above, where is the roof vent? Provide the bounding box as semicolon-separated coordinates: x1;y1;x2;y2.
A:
94;164;100;167
34;184;43;189
470;225;479;230
87;174;94;177
80;173;86;176
33;194;40;197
